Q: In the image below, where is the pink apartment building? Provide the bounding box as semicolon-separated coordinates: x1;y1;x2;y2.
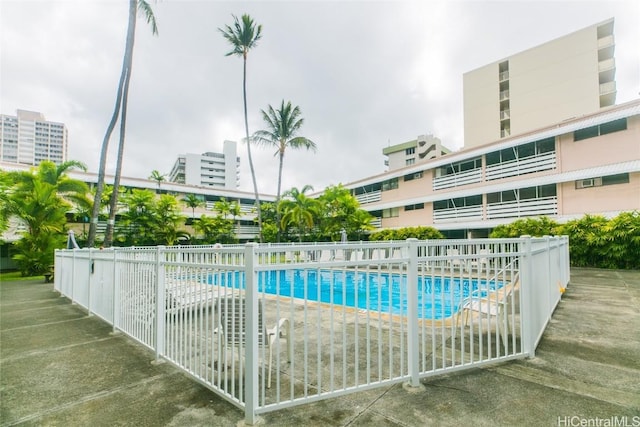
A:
345;18;639;238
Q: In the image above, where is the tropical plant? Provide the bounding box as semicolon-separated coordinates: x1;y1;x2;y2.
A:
489;216;560;238
369;226;445;241
214;197;232;219
148;169;166;193
316;184;362;240
192;214;235;244
117;190;188;246
253;100;316;240
5;161;89;275
183;194;203;221
219;13;263;241
88;0;158;248
279;185;319;242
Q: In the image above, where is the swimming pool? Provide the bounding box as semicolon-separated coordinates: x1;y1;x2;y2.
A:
206;269;500;320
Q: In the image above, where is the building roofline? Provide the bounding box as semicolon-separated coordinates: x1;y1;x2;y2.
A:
344;98;640;190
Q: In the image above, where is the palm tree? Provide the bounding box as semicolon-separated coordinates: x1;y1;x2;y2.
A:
88;0;158;248
279;185;319;242
183;194;203;220
219;14;263;242
253;100;316;241
148;169;166;193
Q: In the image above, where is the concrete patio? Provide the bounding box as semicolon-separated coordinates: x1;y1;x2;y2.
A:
1;267;639;426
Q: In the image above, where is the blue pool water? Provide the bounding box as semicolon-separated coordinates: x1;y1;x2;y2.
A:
206;269;500;320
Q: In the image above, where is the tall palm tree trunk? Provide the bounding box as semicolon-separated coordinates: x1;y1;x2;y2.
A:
243;53;263;242
276;150;284;241
104;0;137;247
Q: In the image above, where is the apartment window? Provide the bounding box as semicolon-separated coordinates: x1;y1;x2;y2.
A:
574;118;627;141
405;158;415;166
486;137;555;166
436;157;481;177
404;203;424;211
488;185;556;203
381;178;399;191
433;195;481;211
405;147;415;155
382;207;400;218
404;171;423;182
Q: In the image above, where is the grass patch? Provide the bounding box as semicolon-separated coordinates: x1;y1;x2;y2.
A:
0;271;44;282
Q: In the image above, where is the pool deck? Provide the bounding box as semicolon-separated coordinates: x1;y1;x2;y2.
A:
1;267;639;426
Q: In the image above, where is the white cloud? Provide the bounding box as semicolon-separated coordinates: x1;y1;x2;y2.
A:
1;0;638;194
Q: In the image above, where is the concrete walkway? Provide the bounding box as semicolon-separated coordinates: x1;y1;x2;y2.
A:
1;268;639;426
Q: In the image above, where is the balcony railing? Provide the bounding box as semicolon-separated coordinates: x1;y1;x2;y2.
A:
598;57;615;72
432;168;482;191
499;70;509;81
486;196;557;220
433;205;483;223
599;81;616;95
355;190;382;205
597;34;614;49
485;151;556;181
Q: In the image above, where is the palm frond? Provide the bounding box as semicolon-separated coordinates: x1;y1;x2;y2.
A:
137;0;158;35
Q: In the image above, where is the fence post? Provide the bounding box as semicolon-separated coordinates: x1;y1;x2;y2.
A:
88;248;94;317
155;246;166;361
406;238;421;388
112;248;120;332
71;249;76;303
520;236;535;358
244;242;260;425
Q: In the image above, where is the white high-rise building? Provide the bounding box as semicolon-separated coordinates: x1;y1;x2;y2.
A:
169;140;240;189
0;109;68;165
463;18;616;149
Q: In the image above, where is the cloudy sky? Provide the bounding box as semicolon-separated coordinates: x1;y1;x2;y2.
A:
1;0;639;195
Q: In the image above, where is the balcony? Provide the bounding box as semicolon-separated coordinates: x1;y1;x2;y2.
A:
597;34;614;49
486;196;557;220
432;168;482;191
500;109;510;120
355;190;382;205
499;70;509;82
499;90;510;101
485;151;556;181
433;205;483;223
599;81;616;95
598;57;615;73
500;129;511;138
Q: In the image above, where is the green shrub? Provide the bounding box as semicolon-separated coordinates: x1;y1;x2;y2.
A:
370;226;444;241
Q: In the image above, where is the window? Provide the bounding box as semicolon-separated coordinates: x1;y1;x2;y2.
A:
404;203;424;211
436;157;481;177
405;158;415;166
433;195;482;211
381;178;399;191
382;207;400;218
602;173;630;186
574;118;627;141
405;147;415;155
404;171;423;182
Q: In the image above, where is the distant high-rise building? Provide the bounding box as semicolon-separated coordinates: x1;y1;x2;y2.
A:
383;134;451;171
0;109;68;165
463;18;616;149
169;140;240;189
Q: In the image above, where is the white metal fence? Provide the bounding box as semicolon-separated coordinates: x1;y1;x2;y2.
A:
54;236;569;424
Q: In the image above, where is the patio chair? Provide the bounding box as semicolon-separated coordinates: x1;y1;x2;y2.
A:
469;249;489;273
215;296;292;388
454;273;520;350
446;248;466;271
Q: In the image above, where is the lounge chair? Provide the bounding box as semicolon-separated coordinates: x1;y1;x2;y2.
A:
454;273;519;350
215;297;292;388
